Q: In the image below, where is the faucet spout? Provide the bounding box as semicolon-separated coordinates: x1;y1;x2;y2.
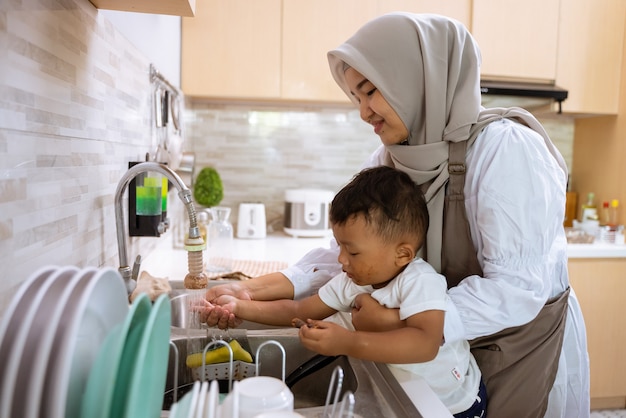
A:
114;162;202;294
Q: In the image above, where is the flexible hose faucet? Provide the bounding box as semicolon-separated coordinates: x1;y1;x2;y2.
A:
114;162;205;294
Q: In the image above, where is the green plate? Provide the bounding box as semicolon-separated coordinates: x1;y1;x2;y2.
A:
123;293;172;418
108;294;152;418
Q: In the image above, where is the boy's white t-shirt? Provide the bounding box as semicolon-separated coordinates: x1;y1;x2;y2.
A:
317;258;481;414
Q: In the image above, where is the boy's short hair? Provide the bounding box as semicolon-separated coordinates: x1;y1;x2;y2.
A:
330;166;429;249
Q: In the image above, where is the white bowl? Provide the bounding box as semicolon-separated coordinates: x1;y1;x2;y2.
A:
237;376;294;418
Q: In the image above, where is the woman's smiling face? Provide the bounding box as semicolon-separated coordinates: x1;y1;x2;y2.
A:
344;67;409;146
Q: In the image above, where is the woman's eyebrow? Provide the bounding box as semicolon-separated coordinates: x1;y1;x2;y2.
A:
355;78;369;90
349;78;370;97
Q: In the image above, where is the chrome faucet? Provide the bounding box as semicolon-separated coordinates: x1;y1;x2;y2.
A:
114;162;203;294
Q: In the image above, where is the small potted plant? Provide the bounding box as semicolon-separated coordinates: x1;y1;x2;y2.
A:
193;166;224;208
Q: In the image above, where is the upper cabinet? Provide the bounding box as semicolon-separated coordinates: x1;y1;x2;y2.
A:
90;0;196;16
181;0;282;99
471;0;626;115
182;0;469;102
280;0;470;102
280;1;378;102
556;0;625;114
471;0;560;82
182;0;625;114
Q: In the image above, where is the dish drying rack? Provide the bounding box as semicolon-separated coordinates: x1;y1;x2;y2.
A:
168;338;355;418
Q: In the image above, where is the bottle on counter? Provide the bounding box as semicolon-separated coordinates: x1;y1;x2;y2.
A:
600;201;610;226
609;199;620;227
197;210;209;244
207;206;234;273
581;192;598;222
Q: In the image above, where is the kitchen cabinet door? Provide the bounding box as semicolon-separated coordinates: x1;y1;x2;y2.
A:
471;0;560;82
557;0;626;115
181;0;282;99
377;0;470;28
281;0;379;102
568;258;626;409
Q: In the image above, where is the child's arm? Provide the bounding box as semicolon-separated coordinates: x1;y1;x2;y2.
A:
351;293;404;331
300;309;444;364
215;294;337;327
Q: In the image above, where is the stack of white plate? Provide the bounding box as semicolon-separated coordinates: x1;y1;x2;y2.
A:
0;265;172;418
170;379;221;418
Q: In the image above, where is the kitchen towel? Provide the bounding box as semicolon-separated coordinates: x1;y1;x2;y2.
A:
206;259;288;281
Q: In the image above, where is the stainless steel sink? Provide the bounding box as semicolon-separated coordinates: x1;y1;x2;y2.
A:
170;287;285;331
164;289;423;418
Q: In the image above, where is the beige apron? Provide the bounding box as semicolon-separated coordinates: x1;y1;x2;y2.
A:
443;140;570;418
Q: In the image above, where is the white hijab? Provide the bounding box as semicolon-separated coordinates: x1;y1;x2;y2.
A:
328;12;567;271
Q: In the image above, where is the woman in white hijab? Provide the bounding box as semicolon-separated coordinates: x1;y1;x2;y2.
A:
203;12;590;418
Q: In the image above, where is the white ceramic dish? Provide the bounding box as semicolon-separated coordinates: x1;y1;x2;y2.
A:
172;382;195;418
206;379;219;418
0;265;59;418
44;267;128;418
195;380;209;418
17;266;82;418
123;293;171;418
188;381;201;418
236;376;294;418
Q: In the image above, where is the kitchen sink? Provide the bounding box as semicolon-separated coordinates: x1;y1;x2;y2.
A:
165;288;423;417
170;289;284;331
164;330;356;411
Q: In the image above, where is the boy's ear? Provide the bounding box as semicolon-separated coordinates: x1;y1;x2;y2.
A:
395;243;415;266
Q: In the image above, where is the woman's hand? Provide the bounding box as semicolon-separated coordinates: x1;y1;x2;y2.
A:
199;273;295;329
351;293;404;331
200;282;252;329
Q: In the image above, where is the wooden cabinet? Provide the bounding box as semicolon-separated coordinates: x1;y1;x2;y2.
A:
556;0;626;115
182;0;469;102
181;0;282;99
568;258;626;409
90;0;195;16
281;0;378;102
471;0;559;82
182;0;625;113
471;0;626;115
377;0;470;26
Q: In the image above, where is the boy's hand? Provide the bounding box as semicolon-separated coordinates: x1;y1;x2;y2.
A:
352;293;404;331
297;320;351;356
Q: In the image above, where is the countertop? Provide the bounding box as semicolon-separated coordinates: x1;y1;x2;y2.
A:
566;242;626;258
141;232;334;283
141;232;626;283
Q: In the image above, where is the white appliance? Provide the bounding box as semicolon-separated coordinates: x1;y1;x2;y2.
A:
237;203;267;239
283;189;334;237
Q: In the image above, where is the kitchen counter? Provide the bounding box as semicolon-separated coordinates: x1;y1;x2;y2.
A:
141;231;626;282
566;242;626;258
141;231;333;284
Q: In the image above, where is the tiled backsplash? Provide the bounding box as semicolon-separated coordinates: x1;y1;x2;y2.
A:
184;102;381;230
185;102;574;231
0;0;161;312
0;0;575;315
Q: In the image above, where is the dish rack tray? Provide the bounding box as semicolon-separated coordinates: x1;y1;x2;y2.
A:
169;337;355;417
